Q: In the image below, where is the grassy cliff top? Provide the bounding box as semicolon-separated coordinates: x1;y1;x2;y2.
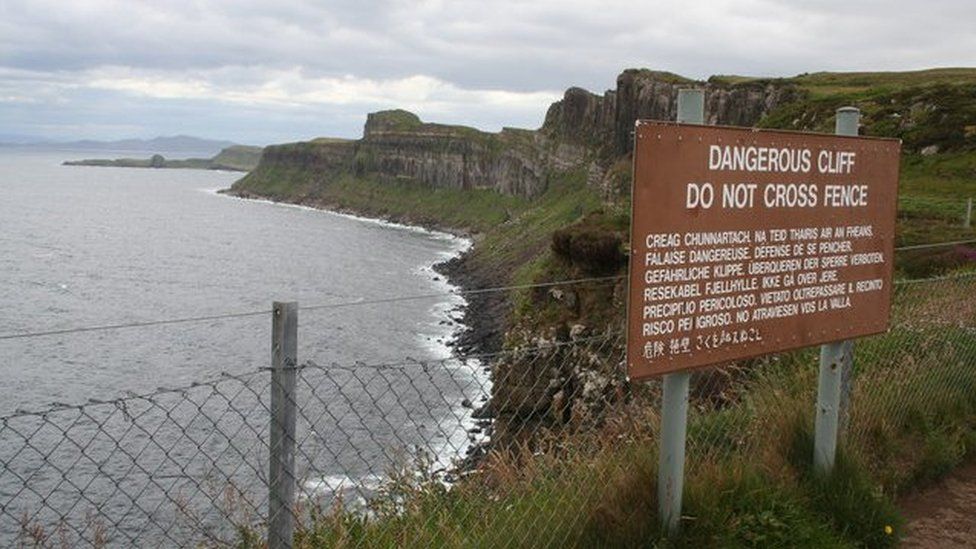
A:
708;67;976;90
793;67;976;93
364;109;501;140
209;145;263;171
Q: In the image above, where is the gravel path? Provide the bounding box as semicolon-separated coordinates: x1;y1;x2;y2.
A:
900;461;976;547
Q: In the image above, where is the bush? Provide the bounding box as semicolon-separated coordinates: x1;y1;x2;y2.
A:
551;223;626;275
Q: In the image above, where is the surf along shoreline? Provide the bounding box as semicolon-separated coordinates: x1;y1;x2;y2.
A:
220;187;508;359
217;186;500;472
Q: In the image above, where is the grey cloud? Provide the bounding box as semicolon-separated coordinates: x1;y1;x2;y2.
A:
1;0;974;142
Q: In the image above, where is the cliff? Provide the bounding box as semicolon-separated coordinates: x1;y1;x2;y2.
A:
542;68;976;158
237;67;976;208
541;69;801;157
237;72;805;202
240;110;558;201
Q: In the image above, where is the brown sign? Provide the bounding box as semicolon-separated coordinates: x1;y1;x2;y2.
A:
626;122;901;380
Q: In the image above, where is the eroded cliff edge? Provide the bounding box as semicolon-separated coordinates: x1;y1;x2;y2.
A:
233;70;803;207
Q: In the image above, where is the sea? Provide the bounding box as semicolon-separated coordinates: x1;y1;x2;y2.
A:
0;149;487;543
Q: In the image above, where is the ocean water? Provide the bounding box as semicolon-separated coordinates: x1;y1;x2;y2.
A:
0;150;471;405
0;150;487;542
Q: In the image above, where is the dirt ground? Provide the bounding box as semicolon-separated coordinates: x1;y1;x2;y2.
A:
900;461;976;547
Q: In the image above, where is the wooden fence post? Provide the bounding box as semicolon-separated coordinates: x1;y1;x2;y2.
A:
269;301;298;548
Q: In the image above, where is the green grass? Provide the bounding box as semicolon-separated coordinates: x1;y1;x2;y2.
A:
793;68;976;94
366;109;424;132
758;79;976;153
900;152;976;196
888;152;976;274
622;68;697;85
233;164;530;234
230;279;976;548
209;145;263;171
470;168;604;272
710;68;976;93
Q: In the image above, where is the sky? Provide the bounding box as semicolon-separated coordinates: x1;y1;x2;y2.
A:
1;0;974;145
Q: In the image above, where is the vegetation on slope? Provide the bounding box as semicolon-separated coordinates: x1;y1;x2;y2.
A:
208;145;265;171
233;277;976;547
233;162;531;234
755;69;976;153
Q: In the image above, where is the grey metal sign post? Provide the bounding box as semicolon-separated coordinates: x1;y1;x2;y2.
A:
813;107;860;473
657;88;704;534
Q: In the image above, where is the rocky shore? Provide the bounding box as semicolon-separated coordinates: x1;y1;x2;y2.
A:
224;186;500;354
221;185;503;471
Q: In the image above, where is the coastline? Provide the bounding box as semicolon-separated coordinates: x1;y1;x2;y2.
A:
211;186;497;473
218;187;507;358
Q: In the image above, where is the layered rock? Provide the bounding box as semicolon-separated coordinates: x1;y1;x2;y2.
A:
245;110;560;200
543;69;802;157
243;71;804;203
487;323;627;450
356;111;550;197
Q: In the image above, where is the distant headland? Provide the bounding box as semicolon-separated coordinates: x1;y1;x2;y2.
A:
63;145;263;172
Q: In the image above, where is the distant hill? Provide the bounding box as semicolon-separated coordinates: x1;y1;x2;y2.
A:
5;135;238;157
0;133;44;145
63;145;263;172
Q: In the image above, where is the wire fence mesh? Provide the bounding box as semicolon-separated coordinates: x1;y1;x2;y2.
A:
2;273;976;547
0;369;271;547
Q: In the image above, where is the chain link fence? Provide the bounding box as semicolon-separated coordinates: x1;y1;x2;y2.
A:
2;273;976;546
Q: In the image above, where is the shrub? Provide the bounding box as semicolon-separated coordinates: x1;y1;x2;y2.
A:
551;223;626;274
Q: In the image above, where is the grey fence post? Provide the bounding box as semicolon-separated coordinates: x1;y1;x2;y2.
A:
269;301;298;549
966;198;972;228
814;107;859;473
658;88;704;535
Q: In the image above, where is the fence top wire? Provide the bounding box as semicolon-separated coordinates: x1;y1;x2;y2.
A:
0;332;619;422
891;238;976;252
0;275;622;342
1;243;974;343
2;269;975;428
297;332;620;373
0;367;267;421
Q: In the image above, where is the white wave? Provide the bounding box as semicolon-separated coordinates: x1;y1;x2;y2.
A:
213;187;491;485
204;187;471;248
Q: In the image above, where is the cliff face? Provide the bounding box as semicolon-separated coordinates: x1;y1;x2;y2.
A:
246;110;558;199
241;71;803;201
542;69;802;156
357;111;551;197
241;67;976;205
